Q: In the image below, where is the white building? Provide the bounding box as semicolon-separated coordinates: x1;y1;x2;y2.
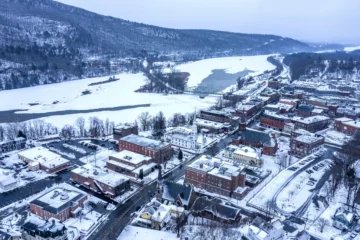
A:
0;172;17;192
222;145;263;167
164;126;197;149
247;217;285;240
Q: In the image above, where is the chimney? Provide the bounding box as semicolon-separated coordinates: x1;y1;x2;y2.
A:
200;163;203;169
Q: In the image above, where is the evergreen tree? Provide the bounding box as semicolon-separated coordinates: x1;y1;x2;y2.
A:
178;149;183;161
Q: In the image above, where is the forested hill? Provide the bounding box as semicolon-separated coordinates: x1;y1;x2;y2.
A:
283;51;360;80
0;0;332;90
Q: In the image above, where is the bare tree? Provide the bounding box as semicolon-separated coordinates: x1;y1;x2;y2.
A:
75;117;86;137
5;122;19;140
138;112;151;131
0;125;4;141
105;118;110;135
317;218;329;233
60;125;76;139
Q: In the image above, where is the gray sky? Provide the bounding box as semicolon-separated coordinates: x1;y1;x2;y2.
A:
56;0;360;44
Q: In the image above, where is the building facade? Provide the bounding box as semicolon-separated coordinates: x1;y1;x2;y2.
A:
290;133;324;157
113;124;138;140
71;164;130;198
184;155;247;200
292;116;330;133
30;187;87;221
164;126;197;149
0;137;26;153
222;145;263;167
119;134;172;164
334;117;360;135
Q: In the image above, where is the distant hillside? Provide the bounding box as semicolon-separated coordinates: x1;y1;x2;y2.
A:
283;51;360;80
0;0;325;90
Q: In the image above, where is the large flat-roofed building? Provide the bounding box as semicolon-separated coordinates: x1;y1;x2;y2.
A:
199;110;233;123
71;164;130;198
18;147;70;174
195;118;232;134
185;155;248;200
30;186;87;221
119;134;172;164
334;117;360;135
260;111;291;130
290;133;324;157
113;124;139;140
292;115;330;133
107;150;156;178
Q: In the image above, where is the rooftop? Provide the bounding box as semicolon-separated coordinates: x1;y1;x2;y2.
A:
18;146;59;161
30;187;86;214
110;150;151;165
188;155;220;172
294;134;323;144
239;128;275;147
72;164;129;187
22;216;65;234
293;115;329;124
120;134;169;150
233;145;260;159
195;118;229;129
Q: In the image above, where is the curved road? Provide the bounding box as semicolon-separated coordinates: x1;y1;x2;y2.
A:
271;146;337;217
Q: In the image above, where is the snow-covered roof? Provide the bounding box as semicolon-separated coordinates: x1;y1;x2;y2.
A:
208;162;244;180
293;115;329;124
18;146;59;161
110;150;151;165
22;216;65;234
188;155;220;172
120;134;169;150
195;118;230;129
117;225;178;240
30;187;86;214
335;117;353;122
151;205;171;223
72;164;129;187
233;145;260;160
132;162;157;175
294;134;323;144
0;175;17;186
263;110;290;120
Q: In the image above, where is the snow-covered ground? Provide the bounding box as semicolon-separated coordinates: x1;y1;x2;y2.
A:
174;55;276;87
344;46;360;52
0;73;218;128
118;225;178;240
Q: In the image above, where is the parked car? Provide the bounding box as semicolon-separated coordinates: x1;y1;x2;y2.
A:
307;182;315;186
350;232;357;238
355;226;360;233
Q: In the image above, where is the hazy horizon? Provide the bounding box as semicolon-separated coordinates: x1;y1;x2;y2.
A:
56;0;360;45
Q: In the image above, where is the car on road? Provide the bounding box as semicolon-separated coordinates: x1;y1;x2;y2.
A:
350;232;357;238
307;181;315;186
355;226;360;233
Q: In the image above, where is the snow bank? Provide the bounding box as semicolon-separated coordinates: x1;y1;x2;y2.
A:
344;46;360;52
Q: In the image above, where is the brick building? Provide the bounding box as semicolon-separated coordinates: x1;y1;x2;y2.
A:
113;124;138;140
107;150;156;178
235;102;262;121
30;186;87;221
184;155;248;200
71;164;130;198
118;134;172;164
334;117;360;135
292;115;330;133
290;133;324;157
199;110;233;123
233;128;278;155
306;97;327;108
260;89;280;103
260;111;291;130
279;98;300;108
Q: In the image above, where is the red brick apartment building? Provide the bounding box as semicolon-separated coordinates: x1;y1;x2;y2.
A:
200;110;232;123
185;155;247;200
260;111;291;130
292;116;330;133
113;124;138;140
334;117;360;135
71;164;130;197
30;186;87;221
119;134;172;164
290;133;324;157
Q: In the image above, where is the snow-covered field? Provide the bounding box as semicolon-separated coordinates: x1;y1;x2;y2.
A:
344;45;360;52
0;73;218;128
0;55;276;128
174;55;276;87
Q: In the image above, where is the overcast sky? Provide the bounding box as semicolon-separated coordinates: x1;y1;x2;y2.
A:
56;0;360;44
